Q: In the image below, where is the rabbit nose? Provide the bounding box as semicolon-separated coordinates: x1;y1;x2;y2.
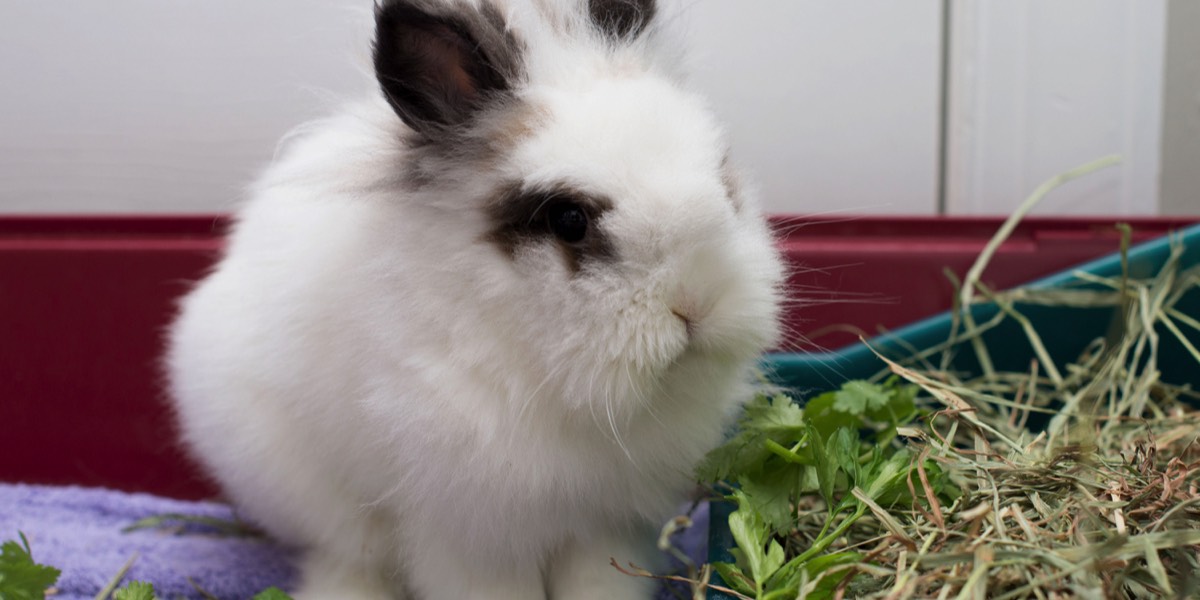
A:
670;290;709;338
670;307;696;339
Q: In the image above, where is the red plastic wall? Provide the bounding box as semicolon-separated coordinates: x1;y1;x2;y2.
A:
1;216;1194;499
771;217;1197;351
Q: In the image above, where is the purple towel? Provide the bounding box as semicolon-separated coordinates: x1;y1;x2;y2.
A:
0;484;298;599
0;484;708;599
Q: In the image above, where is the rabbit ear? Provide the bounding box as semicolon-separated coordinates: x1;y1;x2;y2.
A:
373;0;524;139
588;0;656;40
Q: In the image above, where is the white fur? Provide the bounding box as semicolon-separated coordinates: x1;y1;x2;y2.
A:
167;2;782;598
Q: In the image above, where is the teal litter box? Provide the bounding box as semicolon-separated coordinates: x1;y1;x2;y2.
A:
705;222;1200;599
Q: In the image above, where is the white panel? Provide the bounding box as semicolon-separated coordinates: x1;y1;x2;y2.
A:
676;0;942;215
945;0;1167;215
0;1;374;214
1160;0;1200;216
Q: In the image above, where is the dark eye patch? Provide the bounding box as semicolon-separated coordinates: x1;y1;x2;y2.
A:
486;182;617;272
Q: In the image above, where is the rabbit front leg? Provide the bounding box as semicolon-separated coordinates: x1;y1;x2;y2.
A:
547;533;657;600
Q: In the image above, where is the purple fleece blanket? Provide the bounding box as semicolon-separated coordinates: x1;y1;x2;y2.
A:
0;484;708;599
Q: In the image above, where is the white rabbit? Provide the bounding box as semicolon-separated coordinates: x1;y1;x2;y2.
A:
167;0;783;598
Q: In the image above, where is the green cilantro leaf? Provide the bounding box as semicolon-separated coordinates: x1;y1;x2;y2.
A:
831;380;891;414
866;378;918;425
711;562;756;597
807;423;837;507
0;533;62;600
727;491;785;594
864;448;913;504
697;394;805;483
742;394;807;436
113;581;157;600
252;587;295;600
799;392;858;439
738;462;801;533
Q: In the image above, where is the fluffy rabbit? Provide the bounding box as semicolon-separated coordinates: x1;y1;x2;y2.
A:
167;0;783;598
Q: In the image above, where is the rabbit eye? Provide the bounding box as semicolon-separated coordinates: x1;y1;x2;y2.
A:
487;182;615;271
546;202;589;244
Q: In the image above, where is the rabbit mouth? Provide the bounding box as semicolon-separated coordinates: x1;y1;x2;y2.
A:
670;308;695;340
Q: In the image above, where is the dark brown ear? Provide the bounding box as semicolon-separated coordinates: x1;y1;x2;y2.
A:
373;0;523;139
588;0;657;40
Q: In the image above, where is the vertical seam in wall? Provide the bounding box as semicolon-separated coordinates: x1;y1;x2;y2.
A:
1016;2;1030;207
1159;0;1198;216
1158;0;1170;215
935;0;952;215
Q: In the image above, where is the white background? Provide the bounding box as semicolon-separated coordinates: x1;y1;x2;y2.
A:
0;1;1178;215
682;0;942;215
945;0;1166;215
0;1;375;214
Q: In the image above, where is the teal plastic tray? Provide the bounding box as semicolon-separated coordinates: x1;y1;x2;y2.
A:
707;223;1200;599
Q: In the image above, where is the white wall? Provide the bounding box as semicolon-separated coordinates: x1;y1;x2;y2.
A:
0;1;375;214
0;1;1178;217
679;0;942;215
0;1;943;215
945;0;1167;215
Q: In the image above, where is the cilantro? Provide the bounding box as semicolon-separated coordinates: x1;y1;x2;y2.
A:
741;393;807;436
737;464;801;533
113;581;157;600
698;379;958;598
0;532;61;600
696;394;805;483
803;377;917;440
830;380;889;414
715;490;786;598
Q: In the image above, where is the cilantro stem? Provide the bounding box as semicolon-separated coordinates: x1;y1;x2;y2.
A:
775;505;868;585
763;439;807;464
811;509;838;551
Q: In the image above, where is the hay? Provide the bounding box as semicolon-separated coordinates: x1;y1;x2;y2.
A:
680;158;1200;600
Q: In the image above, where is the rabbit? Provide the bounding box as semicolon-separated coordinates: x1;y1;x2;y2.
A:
166;0;783;598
